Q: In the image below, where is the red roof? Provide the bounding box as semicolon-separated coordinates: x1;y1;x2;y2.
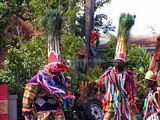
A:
128;36;160;46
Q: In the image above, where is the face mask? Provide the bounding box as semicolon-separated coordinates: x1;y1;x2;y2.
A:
148;80;157;91
115;61;125;72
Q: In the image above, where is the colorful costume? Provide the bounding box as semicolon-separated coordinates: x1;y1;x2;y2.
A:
143;46;160;120
95;67;138;120
143;71;160;120
22;51;72;120
95;13;138;120
143;87;160;120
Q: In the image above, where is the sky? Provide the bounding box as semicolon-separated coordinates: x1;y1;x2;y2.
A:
97;0;160;36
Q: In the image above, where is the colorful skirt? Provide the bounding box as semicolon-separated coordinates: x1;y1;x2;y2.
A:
37;110;65;120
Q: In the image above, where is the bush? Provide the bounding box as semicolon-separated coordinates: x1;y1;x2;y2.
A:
0;35;47;120
126;45;151;111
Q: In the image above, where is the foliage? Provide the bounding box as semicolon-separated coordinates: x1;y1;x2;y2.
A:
127;45;151;92
3;36;47;81
126;45;150;72
75;0;114;37
28;0;71;32
60;30;84;93
81;66;103;81
95;0;111;9
94;14;115;34
0;35;47;88
61;31;84;62
64;65;81;94
0;35;47;120
39;7;63;32
118;13;135;39
63;3;80;33
0;3;11;28
0;0;31;49
0;2;12;48
126;45;151;110
76;13;115;37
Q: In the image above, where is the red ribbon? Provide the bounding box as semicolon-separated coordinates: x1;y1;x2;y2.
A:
148;48;160;71
90;32;99;47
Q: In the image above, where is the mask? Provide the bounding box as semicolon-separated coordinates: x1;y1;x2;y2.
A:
115;60;125;72
148;80;157;91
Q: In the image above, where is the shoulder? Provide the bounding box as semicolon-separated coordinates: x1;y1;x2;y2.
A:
100;66;113;78
126;69;138;76
25;82;39;90
28;71;43;83
26;82;39;86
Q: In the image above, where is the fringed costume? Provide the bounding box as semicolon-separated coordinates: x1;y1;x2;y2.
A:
96;67;138;120
95;13;138;120
143;40;160;120
22;51;72;120
143;87;160;120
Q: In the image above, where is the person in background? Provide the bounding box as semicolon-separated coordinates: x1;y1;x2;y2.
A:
143;47;160;120
143;70;159;120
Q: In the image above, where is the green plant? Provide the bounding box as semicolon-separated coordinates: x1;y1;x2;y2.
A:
81;66;103;81
0;35;47;120
61;31;84;62
0;2;12;48
126;45;151;110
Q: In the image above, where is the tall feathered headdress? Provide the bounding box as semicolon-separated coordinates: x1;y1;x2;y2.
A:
115;13;135;62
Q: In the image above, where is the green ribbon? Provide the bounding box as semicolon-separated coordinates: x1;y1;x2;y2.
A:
110;103;113;119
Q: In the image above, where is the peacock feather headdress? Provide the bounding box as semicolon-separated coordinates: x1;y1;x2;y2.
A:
115;13;135;62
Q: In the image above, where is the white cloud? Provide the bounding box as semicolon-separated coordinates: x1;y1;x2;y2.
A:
96;0;160;36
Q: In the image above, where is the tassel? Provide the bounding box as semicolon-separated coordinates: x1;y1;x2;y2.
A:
56;108;60;118
158;88;160;110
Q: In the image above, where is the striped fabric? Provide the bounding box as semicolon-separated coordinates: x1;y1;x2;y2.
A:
95;67;138;120
22;83;39;113
148;47;160;71
37;110;65;120
22;70;69;120
95;76;105;89
22;83;65;119
143;90;159;120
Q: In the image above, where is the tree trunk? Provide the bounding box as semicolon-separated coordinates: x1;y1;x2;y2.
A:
4;0;9;5
85;0;94;72
79;0;94;101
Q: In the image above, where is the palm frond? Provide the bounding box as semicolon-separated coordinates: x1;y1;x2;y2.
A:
118;13;136;40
